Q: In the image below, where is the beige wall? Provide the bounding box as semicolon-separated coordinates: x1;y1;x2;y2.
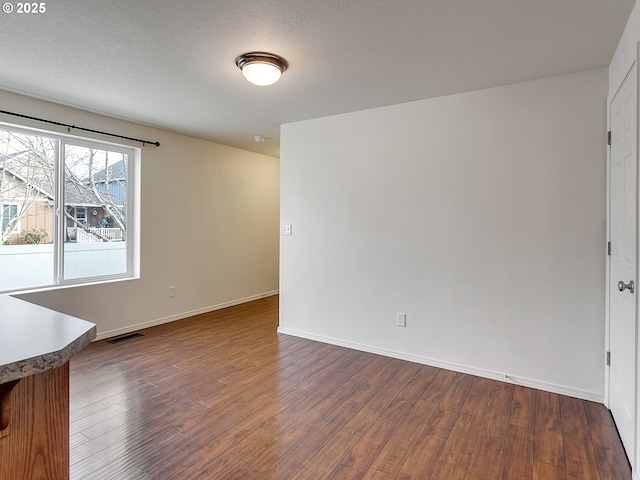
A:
0;89;280;338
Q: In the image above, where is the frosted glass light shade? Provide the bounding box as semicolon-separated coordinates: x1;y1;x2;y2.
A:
235;52;288;87
242;62;282;86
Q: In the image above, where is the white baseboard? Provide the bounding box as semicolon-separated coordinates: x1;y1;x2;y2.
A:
276;326;604;403
95;290;279;341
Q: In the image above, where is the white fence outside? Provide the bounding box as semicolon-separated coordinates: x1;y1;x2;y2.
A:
72;227;123;243
0;242;126;291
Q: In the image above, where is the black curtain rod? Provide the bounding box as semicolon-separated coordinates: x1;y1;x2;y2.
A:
0;109;160;147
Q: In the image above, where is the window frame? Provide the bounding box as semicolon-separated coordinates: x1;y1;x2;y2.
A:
1;203;20;235
0;121;140;293
73;206;87;223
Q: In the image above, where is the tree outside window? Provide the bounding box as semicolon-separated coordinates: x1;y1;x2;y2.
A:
0;125;137;292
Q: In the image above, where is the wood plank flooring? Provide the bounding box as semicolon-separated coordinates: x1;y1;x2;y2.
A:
69;296;631;479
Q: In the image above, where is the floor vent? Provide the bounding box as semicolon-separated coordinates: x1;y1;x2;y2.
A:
106;333;143;344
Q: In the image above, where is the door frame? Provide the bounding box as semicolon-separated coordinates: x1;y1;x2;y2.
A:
605;57;638;470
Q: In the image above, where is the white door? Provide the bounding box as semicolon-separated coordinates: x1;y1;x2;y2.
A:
609;63;637;465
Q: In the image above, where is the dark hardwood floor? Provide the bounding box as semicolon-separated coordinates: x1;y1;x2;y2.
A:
69;295;631;479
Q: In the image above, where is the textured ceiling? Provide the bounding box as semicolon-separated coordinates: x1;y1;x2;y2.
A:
0;0;635;157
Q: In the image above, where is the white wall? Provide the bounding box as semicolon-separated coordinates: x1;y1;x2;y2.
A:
280;69;607;401
609;0;640;98
0;89;280;338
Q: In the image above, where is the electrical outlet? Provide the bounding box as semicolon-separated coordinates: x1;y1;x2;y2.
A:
169;286;176;297
396;313;406;327
282;224;292;235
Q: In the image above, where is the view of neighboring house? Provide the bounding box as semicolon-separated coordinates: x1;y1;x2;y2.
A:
64;158;126;243
0;152;54;245
0;153;126;245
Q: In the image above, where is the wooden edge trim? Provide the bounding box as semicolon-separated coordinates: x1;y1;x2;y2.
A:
0;379;20;436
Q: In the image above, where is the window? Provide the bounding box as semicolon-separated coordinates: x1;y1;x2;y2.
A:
1;204;19;235
74;206;87;224
0;124;139;292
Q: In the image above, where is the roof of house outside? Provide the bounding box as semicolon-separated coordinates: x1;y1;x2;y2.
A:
91;159;126;183
1;156;126;207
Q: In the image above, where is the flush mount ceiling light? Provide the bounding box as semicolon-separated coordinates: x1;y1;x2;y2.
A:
235;52;288;86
